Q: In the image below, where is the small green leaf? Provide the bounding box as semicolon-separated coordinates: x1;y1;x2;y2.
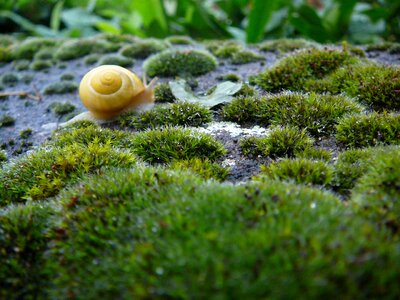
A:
169;79;243;108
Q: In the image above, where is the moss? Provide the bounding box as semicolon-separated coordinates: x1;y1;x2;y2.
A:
166;35;194;45
296;147;332;161
216;73;241;82
143;49;218;77
351;148;400;233
223;93;363;136
320;63;400;110
0;150;7;163
1;72;19;86
366;42;400;53
256;48;359;92
154;83;176;103
59;72;75;81
19;128;32;139
47;102;76;116
33;47;55;60
0;34;16;47
336;112;400;148
230;50;264;65
84;53;101;65
54;39;113;61
41;166;400;299
234;83;257;97
170;158;229;181
20;74;33;84
13;59;30;71
97;54;134;67
131;126;226;163
0;202;56;299
13;38;60;60
30;59;53;71
0;141;137;204
120;102;212;129
258;38;317;53
240;126;313;158
0;47;12;62
260;158;334;186
120;39;169;59
205;40;243;58
0;114;15;127
43;81;78;95
98;33;136;45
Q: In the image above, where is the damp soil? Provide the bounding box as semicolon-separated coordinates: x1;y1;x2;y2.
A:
0;42;399;182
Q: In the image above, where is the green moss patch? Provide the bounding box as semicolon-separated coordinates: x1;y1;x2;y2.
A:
1;72;19;86
223;93;363;136
120;39;169;59
131;127;226;163
30;60;53;71
258;38;317;53
120;102;212;129
166;35;194;45
260;158;334;186
170;158;229;181
336;112;400;148
47;102;76;116
97;54;134;67
144;49;217;77
240;126;313;158
0;114;15;127
54;39;113;61
154;82;176;103
13;38;60;60
256;48;359;92
43;81;78;95
13;59;30;71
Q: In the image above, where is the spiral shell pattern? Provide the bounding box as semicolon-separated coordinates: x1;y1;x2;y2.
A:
79;65;145;119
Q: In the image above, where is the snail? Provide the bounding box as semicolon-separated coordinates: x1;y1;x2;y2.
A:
62;65;157;125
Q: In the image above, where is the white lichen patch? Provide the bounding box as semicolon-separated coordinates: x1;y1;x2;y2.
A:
195;121;268;138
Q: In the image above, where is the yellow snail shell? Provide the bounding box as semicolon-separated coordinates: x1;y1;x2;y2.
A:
79;65;156;120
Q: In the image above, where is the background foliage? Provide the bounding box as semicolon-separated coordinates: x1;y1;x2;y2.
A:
0;0;399;44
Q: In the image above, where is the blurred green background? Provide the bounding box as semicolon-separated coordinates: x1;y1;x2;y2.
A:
0;0;399;44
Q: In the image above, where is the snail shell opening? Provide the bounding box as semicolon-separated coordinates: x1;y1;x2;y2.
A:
79;65;145;119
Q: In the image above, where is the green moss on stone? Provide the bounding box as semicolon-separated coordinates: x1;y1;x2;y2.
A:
59;72;75;81
0;114;15;127
120;102;212;129
13;59;30;71
131;126;226;163
223;93;363;136
120;39;169;59
30;60;53;71
97;54;134;67
1;72;19;86
260;158;334;186
14;38;60;60
43;81;78;95
0;150;7;163
33;48;55;60
296;147;332;161
230;50;264;65
336;112;400;148
258;38;317;53
144;49;217;77
47;102;76;116
256;48;359;92
216;73;241;82
84;54;101;65
0;47;12;62
154;83;176;103
240;126;313;158
54;39;113;61
19;128;32;139
170;158;229;181
165;35;194;45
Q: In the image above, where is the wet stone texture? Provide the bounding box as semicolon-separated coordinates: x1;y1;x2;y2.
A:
0;37;399;182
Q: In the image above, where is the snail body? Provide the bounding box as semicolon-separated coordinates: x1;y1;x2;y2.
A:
78;65;156;120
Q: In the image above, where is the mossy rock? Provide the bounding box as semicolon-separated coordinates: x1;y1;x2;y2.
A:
143;49;218;77
43;81;78;95
13;38;61;60
54;39;113;61
120;39;169;59
258;38;318;53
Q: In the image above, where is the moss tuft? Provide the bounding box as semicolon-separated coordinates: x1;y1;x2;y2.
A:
0;47;12;62
59;72;75;81
14;38;60;59
256;48;359;92
84;54;101;65
19;128;33;139
0;141;137;204
260;158;334;186
258;38;317;53
240;126;313;158
0;114;15;127
216;73;241;82
43;81;78;95
144;49;217;77
1;72;19;86
296;147;332;161
47;102;76;116
54;39;113;61
230;50;265;65
120;39;169;58
205;40;243;58
13;59;30;71
0;150;7;163
33;48;55;60
120;102;212;129
336;112;400;148
166;35;194;45
30;60;53;71
131;126;226;163
170;158;229;181
97;54;134;67
223;93;363;136
154;83;176;103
